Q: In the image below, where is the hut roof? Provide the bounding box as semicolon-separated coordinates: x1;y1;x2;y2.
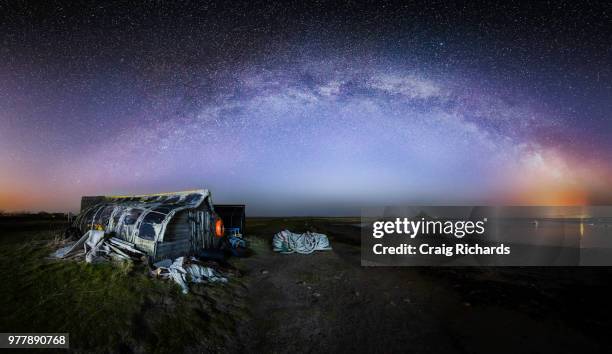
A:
74;189;211;243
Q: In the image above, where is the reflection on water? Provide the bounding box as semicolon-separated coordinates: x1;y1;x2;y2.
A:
576;220;611;248
490;219;612;249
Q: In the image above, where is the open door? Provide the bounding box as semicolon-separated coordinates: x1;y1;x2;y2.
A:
214;205;246;237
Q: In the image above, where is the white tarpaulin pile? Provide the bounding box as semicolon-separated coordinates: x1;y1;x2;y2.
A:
151;256;227;294
272;230;332;254
51;231;227;294
51;230;144;263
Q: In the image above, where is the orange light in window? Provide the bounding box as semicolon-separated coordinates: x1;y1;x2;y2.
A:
215;218;224;238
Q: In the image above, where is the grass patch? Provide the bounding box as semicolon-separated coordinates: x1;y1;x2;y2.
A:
0;220;247;353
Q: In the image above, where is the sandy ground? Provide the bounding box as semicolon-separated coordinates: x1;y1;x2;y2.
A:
235;219;611;353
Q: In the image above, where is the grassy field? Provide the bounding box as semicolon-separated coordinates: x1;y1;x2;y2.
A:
0;216;358;353
0;216;248;353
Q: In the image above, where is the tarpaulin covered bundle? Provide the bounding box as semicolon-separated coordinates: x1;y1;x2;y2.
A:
152;257;227;294
228;236;246;249
272;230;332;254
51;230;144;263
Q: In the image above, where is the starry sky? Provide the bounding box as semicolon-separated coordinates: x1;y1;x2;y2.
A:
0;1;610;215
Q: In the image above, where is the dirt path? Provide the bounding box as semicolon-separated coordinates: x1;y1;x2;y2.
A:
234;227;605;354
237;239;451;353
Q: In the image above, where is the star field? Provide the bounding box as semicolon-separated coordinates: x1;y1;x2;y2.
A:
0;1;610;214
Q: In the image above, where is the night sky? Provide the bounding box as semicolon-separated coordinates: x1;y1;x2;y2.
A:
0;1;610;215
